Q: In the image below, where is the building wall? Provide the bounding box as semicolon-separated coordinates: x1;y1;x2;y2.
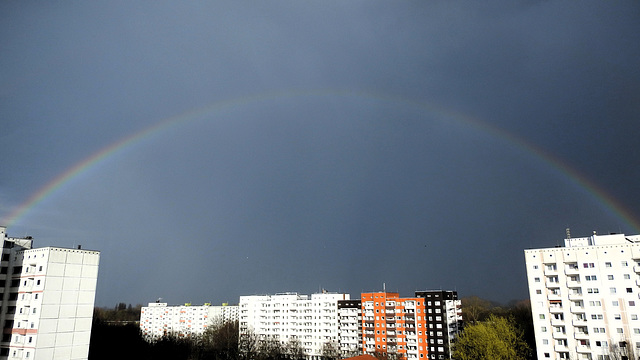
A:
360;292;429;360
0;227;100;360
415;290;462;360
525;233;640;360
140;303;239;339
239;292;349;359
338;299;362;357
0;227;33;359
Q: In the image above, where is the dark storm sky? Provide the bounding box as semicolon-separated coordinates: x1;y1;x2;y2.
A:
1;1;639;307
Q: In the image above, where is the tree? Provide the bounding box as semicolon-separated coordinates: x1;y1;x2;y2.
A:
452;315;530;360
238;329;261;360
256;338;286;360
608;339;636;360
285;338;306;360
200;319;240;360
460;296;493;324
320;340;339;360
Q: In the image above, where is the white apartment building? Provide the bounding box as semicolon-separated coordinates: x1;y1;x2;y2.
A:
525;232;640;360
0;226;100;360
239;292;350;359
337;299;361;357
140;302;239;339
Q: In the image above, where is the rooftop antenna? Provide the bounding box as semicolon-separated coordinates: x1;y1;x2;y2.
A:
565;228;571;239
383;282;386;293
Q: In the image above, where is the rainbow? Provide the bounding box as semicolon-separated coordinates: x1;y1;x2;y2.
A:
2;89;638;232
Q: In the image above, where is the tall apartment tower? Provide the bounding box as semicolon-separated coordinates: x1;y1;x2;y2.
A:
239;292;350;359
140;302;239;339
415;291;462;360
359;292;429;360
0;226;100;360
525;232;640;360
337;299;362;357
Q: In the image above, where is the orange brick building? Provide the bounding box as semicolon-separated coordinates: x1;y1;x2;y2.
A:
360;292;429;359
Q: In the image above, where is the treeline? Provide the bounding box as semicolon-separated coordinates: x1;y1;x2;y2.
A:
89;318;342;360
89;297;536;360
454;297;535;360
93;303;143;323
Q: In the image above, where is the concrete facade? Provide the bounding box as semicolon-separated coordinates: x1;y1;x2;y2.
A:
140;302;239;339
239;292;349;359
525;232;640;360
1;226;100;360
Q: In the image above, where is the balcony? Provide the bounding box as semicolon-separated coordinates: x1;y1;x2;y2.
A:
572;319;587;327
576;345;591;353
564;266;579;276
552;331;567;339
568;293;583;301
570;306;585;314
544;267;559;275
574;331;589;340
549;306;564;314
546;279;561;288
548;293;562;302
554;344;569;352
566;280;581;288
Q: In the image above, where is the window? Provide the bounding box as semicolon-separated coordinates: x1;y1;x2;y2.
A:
584;263;595;268
611;288;617;294
613;301;620;306
608;275;614;280
625;274;631;279
605;262;612;267
586;275;597;281
627;288;633;293
631;301;636;307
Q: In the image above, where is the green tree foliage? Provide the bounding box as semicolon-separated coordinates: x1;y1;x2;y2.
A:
453;315;530;360
459;297;536;359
